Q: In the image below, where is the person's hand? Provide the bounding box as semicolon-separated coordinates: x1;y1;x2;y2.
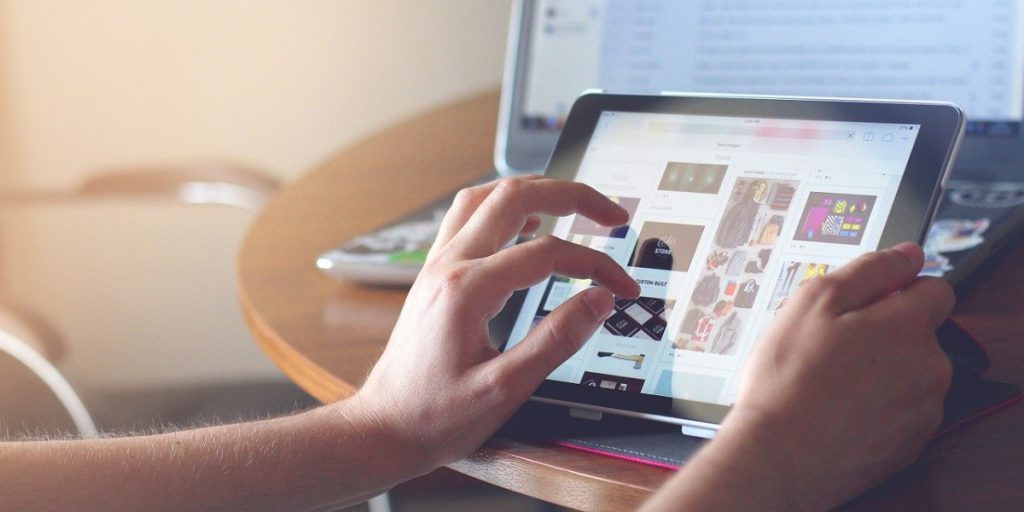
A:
642;243;955;511
0;177;636;512
350;176;640;473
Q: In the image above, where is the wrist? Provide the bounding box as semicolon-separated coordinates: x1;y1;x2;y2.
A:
644;409;830;512
299;394;438;491
698;409;831;511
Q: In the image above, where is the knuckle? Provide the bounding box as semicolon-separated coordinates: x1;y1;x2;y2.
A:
799;275;843;309
540;313;578;359
534;234;565;252
493;177;526;198
490;179;531;217
479;366;515;404
542;313;570;347
452;187;483;209
433;263;474;295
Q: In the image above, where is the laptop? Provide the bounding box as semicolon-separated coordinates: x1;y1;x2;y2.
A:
318;0;1024;286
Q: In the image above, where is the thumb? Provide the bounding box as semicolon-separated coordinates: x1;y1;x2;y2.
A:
817;242;924;313
496;286;614;389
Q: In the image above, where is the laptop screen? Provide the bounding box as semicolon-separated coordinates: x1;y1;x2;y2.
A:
503;0;1024;173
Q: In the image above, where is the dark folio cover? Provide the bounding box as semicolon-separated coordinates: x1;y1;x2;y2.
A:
501;319;1021;469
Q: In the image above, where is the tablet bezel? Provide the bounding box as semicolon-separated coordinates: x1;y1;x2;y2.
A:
490;92;965;426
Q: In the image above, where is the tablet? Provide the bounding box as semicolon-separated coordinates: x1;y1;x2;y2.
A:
492;92;965;436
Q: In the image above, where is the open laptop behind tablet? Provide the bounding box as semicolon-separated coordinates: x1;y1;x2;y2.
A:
319;0;1021;285
491;92;965;436
496;0;1024;286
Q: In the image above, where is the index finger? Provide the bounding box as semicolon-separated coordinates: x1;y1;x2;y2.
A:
431;175;546;256
451;178;630;258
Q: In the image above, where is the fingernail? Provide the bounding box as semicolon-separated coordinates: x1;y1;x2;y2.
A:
584;288;614;320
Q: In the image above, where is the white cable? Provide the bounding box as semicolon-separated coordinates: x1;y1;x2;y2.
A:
0;328;98;438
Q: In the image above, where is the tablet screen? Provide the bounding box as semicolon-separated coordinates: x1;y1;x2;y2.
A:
503;110;921;407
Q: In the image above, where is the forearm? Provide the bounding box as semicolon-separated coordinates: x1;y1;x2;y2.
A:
640;413;828;512
0;397;430;511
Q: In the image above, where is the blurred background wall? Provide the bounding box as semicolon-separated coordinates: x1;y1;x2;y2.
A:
0;0;510;422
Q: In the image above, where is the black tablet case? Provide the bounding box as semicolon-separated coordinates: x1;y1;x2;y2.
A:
500;319;1021;469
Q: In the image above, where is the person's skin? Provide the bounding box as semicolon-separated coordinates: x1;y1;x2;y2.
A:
641;239;954;511
0;177;954;511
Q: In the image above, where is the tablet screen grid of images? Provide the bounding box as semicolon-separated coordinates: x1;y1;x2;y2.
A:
767;260;835;314
658;161;730;196
617;162;726;342
615;218;705;348
561;170;804;374
528;172;728;387
795;192;877;245
525;195;680;393
531;195;662;339
671;177;801;357
522;171;887;392
570;185;713;345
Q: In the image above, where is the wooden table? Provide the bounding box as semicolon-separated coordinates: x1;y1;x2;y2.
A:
238;90;1024;511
